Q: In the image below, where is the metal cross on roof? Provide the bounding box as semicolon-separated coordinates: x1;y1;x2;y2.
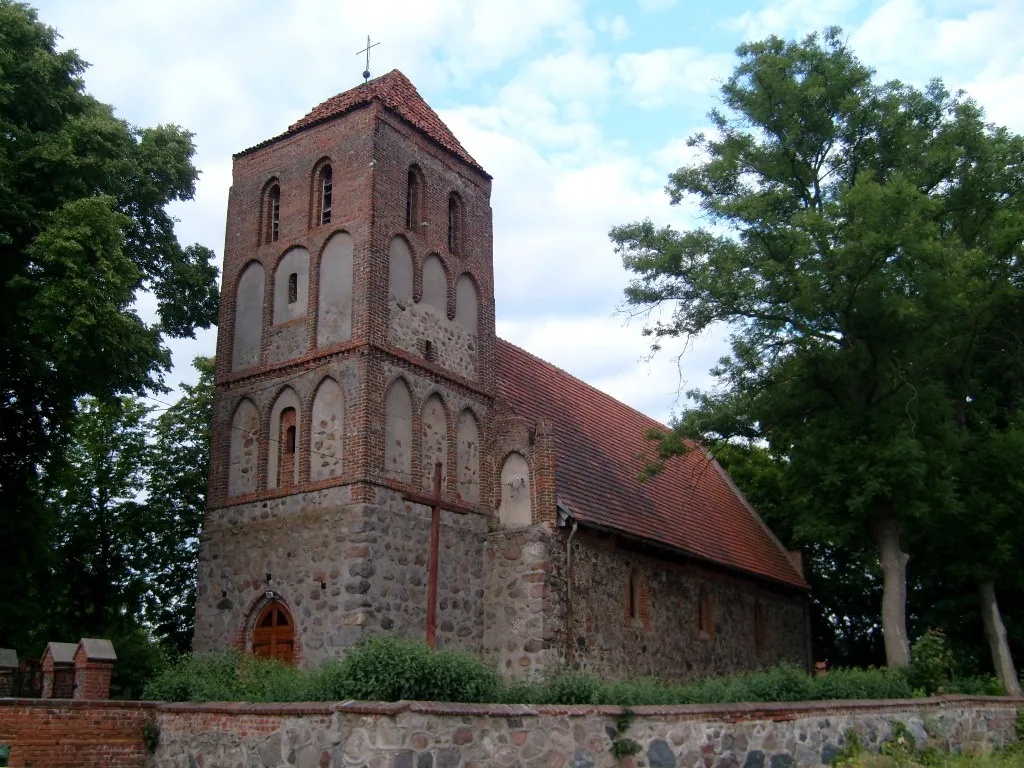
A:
357;35;380;83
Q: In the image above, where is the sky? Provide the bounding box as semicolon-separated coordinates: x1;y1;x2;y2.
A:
32;0;1024;423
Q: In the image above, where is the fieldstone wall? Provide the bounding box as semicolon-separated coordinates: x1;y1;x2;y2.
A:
568;530;808;682
149;697;1022;768
193;484;489;665
482;525;566;678
389;300;478;381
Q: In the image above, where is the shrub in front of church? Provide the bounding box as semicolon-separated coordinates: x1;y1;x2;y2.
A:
310;636;501;703
145;641;1003;705
143;651;310;703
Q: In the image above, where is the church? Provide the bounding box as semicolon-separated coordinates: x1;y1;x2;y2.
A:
193;70;810;680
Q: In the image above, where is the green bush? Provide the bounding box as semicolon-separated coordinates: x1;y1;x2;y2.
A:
142;638;1009;706
143;651;307;702
910;629;956;695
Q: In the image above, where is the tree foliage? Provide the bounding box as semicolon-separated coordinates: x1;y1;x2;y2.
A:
0;1;218;650
612;28;1024;670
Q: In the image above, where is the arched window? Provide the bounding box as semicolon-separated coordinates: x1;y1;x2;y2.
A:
252;601;294;664
447;194;461;254
278;407;297;489
318;165;333;225
267;387;301;490
266;184;280;243
406;165;424;231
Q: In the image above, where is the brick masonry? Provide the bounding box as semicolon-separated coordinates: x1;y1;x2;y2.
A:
1;696;1020;768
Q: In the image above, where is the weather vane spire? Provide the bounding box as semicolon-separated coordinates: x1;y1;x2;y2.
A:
357;35;380;83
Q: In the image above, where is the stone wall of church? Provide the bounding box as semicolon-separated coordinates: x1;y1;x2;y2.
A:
566;529;809;682
193;483;490;666
482;525;566;679
389;300;478;381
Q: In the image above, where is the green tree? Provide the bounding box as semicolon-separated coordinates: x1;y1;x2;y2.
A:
612;29;1024;667
0;1;218;649
143;357;215;653
713;444;886;668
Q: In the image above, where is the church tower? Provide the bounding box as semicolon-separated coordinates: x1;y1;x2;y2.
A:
194;71;497;664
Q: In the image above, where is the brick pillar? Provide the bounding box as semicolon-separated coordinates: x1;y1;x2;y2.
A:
0;648;16;697
72;638;117;700
39;642;77;699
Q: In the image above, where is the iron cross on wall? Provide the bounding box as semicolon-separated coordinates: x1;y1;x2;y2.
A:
403;462;475;647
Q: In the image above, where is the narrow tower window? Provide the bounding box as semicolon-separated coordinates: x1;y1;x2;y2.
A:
628;570;639;623
406;166;423;231
287;272;298;304
277;406;297;489
320;165;333;225
447;194;460;253
268;184;280;242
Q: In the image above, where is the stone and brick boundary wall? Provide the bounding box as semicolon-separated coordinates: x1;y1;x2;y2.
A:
0;699;154;768
1;696;1020;768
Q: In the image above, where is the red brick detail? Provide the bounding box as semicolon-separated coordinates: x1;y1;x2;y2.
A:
241;70;486;174
495;340;807;589
0;700;152;768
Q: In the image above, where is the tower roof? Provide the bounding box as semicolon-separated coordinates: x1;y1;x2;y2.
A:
496;339;808;590
238;70;486;175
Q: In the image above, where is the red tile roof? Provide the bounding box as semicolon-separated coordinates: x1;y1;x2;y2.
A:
496;339;808;590
239;70;486;174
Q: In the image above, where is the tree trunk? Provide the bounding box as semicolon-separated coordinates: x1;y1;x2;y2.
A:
978;580;1022;697
872;512;911;667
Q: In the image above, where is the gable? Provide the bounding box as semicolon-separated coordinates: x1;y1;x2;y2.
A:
496;339;807;590
238;70;486;174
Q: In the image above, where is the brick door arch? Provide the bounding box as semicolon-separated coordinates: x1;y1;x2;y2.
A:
252;601;295;664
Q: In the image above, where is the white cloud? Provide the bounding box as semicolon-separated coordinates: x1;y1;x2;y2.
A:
727;0;857;41
636;0;678;11
615;48;733;108
596;14;631;41
850;0;1024;132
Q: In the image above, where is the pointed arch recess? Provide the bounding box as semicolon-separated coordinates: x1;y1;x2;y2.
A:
498;452;531;528
384;379;413;481
421;394;448;492
455;273;478;334
232;261;265;371
267;387;301;490
317;232;354;347
456;409;480;503
310;377;344;481
229;398;260;497
273;247;310;324
421;254;447;312
388;236;414;304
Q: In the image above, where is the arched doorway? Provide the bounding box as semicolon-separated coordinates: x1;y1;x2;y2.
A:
252;601;295;664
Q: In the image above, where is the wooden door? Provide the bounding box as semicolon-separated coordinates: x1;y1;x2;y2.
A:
252;601;295;664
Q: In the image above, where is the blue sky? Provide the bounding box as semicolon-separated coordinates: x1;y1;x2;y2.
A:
32;0;1024;422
